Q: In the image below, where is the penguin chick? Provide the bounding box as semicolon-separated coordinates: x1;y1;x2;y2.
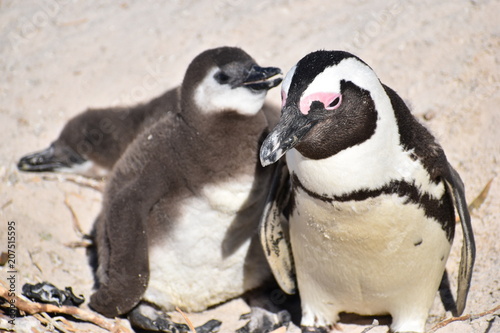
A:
89;47;283;318
259;50;475;333
17;85;180;177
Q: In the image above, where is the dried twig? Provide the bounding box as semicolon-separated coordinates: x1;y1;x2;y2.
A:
176;307;196;333
469;177;494;212
40;174;104;192
0;284;133;333
28;250;44;275
64;240;93;248
1;199;13;210
34;312;74;333
429;304;500;332
50;315;79;332
456;177;494;222
64;194;86;238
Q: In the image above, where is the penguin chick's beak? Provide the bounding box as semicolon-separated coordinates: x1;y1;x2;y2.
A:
260;105;316;167
242;65;282;91
17;144;86;172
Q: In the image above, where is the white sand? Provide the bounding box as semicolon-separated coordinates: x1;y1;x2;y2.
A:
0;0;498;332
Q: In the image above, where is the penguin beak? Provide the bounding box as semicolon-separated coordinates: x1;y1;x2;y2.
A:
242;65;282;91
17;144;86;172
260;105;316;167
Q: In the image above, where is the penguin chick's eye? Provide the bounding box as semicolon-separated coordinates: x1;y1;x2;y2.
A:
214;71;230;84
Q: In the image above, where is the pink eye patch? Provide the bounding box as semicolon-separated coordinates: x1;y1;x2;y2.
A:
299;92;342;115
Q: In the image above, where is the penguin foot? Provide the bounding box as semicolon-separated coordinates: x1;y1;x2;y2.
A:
127;303;221;333
236;307;291;333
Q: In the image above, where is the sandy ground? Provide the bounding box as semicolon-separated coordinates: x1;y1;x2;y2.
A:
0;0;499;332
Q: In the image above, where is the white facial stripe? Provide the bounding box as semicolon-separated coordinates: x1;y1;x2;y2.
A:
299;57;393;124
194;67;266;115
281;64;296;105
58;160;109;177
302;58;381;97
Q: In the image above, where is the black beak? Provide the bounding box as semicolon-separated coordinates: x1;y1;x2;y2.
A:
242;65;282;91
260;105;316;167
17;144;86;172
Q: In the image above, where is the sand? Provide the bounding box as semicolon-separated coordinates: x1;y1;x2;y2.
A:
0;0;498;332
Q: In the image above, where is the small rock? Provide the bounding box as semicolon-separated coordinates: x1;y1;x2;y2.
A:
423;110;436;121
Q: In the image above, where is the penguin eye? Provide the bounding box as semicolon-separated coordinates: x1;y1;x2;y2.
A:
300;92;342;114
329;97;340;108
325;95;342;110
214;72;230;84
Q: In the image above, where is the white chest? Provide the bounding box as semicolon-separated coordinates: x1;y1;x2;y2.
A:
143;176;270;311
291;188;452;327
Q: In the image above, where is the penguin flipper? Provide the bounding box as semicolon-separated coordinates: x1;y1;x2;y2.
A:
89;188;150;317
443;162;476;316
259;160;296;294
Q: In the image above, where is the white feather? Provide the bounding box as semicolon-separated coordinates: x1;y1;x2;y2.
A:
194;67;266;116
281;65;296;94
143;176;270;311
292;189;451;332
58;160;109;178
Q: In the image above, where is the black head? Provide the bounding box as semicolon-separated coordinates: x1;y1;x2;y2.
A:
260;50;387;166
181;47;282;116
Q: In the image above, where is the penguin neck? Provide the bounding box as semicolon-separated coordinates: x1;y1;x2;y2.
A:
180;80;269;134
176;107;269;177
181;106;267;135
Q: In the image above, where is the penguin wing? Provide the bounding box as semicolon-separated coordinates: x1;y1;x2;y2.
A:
442;162;476;316
259;160;296;294
89;178;151;317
